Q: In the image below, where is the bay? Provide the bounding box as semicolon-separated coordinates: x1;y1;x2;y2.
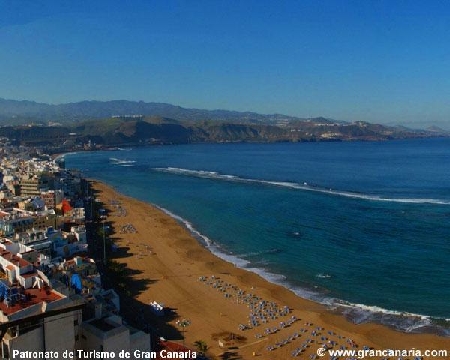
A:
66;138;450;332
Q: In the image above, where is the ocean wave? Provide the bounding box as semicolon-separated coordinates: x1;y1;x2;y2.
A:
155;167;221;178
335;301;450;335
240;248;283;258
109;157;137;165
336;301;430;321
151;203;450;335
152;167;450;205
316;273;332;279
292;288;450;334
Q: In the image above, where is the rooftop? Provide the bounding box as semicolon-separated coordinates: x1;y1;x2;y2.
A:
0;287;62;316
0;250;32;269
89;318;120;332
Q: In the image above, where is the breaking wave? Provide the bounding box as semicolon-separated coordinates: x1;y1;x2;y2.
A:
152;167;450;205
109;157;137;165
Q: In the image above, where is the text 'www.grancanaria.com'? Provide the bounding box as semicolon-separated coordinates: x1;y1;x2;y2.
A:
316;346;448;359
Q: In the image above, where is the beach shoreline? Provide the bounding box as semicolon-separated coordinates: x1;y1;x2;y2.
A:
90;179;449;359
154;202;448;337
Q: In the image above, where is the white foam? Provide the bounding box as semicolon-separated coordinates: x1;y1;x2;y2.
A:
209;248;251;269
60;151;79;159
109;157;136;165
331;300;450;333
156;206;210;246
337;301;431;321
246;267;287;283
240;248;282;258
152;167;450;205
316;273;332;279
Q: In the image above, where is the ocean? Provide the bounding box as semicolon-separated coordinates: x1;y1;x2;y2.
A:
65;138;450;334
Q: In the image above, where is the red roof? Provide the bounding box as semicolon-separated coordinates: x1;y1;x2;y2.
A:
0;287;62;316
61;199;72;214
156;341;196;360
11;255;31;269
0;249;11;257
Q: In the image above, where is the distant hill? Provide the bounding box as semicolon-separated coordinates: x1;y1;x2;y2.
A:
0;116;444;152
0;98;447;151
426;126;449;135
0;98;314;125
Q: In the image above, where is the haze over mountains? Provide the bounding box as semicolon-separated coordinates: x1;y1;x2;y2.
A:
0;98;315;125
1;97;448;131
0;98;447;149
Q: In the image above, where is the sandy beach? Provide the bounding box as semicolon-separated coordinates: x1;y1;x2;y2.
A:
91;180;449;359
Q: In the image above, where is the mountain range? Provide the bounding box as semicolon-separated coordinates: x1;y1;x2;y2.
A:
0;98;317;125
0;98;447;149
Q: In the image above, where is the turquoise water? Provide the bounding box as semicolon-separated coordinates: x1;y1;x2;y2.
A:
66;138;450;333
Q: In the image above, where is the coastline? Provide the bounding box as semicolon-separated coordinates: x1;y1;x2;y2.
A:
90;179;449;359
154;202;448;336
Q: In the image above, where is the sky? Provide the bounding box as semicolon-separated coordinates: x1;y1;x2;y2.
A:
1;0;450;129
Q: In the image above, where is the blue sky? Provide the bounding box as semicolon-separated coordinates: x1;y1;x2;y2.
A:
1;0;449;128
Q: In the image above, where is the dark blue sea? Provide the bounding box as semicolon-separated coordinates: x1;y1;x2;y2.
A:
65;138;450;334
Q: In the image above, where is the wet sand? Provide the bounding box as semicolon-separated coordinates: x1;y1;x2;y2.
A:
91;180;449;359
